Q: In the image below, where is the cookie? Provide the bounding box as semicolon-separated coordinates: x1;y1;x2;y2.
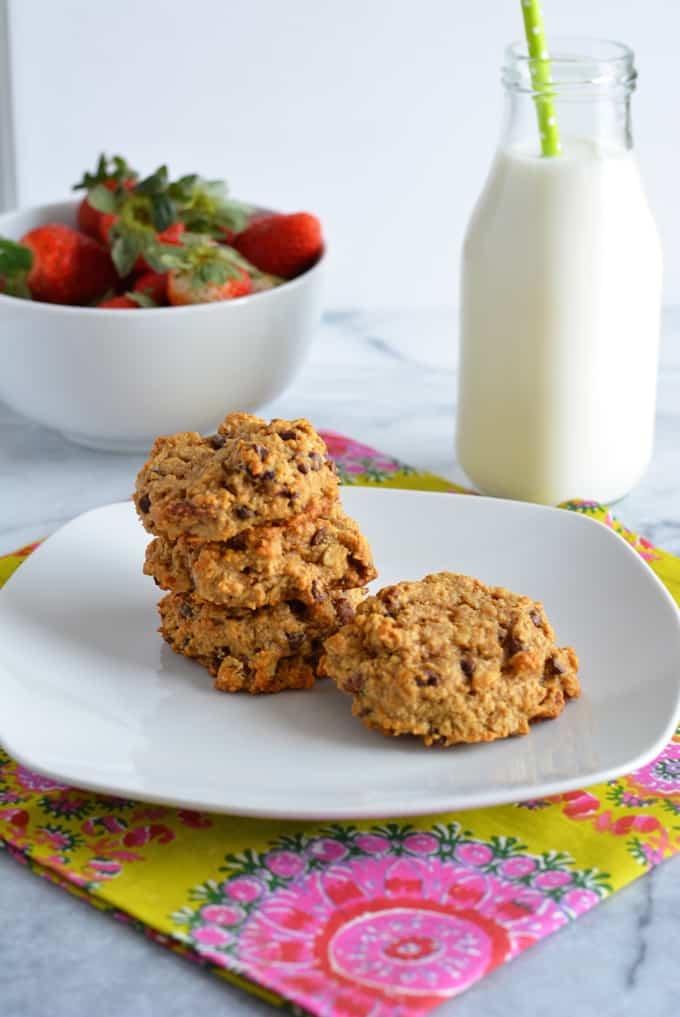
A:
134;413;339;542
159;588;364;694
319;572;580;746
144;506;377;609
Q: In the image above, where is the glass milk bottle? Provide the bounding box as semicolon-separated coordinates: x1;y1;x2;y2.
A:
456;39;662;505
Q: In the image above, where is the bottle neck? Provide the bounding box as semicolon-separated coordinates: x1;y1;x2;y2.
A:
501;37;636;156
500;90;633;154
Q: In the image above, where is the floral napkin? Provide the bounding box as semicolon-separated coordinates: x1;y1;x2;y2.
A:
1;431;679;1017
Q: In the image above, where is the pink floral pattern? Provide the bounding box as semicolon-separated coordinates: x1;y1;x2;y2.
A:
625;742;680;798
172;824;609;1014
321;430;415;484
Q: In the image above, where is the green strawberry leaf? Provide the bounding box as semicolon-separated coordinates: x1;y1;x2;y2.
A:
87;184;118;213
3;276;32;299
142;243;187;274
134;165;169;196
168;172;250;236
197;261;232;286
111;232;143;276
0;237;33;276
73;153;137;191
125;290;157;308
150;193;175;233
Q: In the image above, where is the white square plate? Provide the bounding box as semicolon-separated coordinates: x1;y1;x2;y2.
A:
1;488;679;819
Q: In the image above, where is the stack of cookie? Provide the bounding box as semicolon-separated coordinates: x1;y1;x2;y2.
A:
134;413;376;694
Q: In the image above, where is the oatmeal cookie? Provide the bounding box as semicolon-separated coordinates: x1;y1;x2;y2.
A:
134;413;339;542
319;572;580;746
145;506;376;609
159;588;364;694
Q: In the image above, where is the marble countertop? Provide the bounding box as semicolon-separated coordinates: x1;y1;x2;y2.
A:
2;306;679;1016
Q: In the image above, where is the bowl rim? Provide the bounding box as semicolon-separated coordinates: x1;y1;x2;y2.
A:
0;197;325;316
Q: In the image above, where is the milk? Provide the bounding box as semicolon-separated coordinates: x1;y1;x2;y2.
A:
456;137;662;505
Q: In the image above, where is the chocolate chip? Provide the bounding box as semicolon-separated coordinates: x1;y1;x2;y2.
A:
260;469;276;482
336;598;355;625
381;588;400;617
310;527;327;547
209;434;226;449
138;494;151;514
234;506;254;520
344;673;364;693
431;735;448;747
180;602;194;619
277;429;297;441
530;609;543;628
311;580;327;603
276;487;293;498
416;670;440;687
288;600;308;618
226;533;247;551
298;463;310;475
285;631;305;651
460;657;475;678
252;443;268;461
308;452;323;471
548;656;566;675
504;633;526;658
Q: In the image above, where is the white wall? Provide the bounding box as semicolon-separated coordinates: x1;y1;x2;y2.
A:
6;0;679;307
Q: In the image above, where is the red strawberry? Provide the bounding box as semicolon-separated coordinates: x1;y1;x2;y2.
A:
78;178;135;239
98;295;139;308
167;266;251;305
233;212;322;279
133;270;167;304
21;224;118;305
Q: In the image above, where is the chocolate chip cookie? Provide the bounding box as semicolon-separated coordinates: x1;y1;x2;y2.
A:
135;413;338;542
145;506;376;609
159;588;364;694
319;572;580;746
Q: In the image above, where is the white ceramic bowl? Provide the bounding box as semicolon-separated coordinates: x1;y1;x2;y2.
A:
0;199;324;451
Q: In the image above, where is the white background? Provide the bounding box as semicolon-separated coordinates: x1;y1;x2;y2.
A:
5;0;678;307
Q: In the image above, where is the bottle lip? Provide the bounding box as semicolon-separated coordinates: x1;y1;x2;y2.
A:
503;36;637;95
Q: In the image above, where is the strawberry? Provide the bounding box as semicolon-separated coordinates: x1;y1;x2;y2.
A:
165;240;253;305
132;270;167;304
97;211;118;247
21;224;118;305
78;179;134;239
73;155;137;239
233;213;322;279
168;266;251;305
98;295;139;308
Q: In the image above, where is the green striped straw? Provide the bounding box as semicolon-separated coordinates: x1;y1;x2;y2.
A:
520;0;561;156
